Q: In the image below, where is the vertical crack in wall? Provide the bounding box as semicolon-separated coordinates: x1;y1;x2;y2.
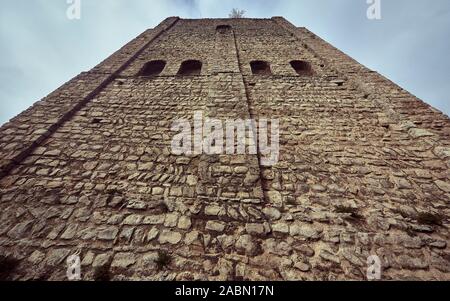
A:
195;23;266;204
231;28;269;205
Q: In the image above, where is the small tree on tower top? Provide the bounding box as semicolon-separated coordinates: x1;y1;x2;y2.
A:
229;8;246;18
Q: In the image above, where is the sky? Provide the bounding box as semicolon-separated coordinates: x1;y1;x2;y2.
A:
1;0;449;126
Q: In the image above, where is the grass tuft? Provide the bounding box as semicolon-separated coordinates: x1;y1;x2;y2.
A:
93;265;111;281
155;251;171;271
0;255;19;281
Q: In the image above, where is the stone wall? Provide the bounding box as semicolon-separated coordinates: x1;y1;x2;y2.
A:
0;17;448;280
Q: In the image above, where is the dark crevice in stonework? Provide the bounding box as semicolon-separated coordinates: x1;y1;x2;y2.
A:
137;60;166;77
91;118;103;124
250;60;272;75
290;60;313;76
177;60;202;76
216;25;232;34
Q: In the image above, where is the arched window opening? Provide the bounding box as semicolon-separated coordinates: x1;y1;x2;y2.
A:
290;60;313;76
177;60;202;76
250;61;272;75
138;60;166;76
216;25;232;34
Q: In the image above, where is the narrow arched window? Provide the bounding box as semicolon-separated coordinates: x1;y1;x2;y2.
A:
250;61;271;75
138;60;166;76
290;60;313;76
216;25;232;34
177;60;202;76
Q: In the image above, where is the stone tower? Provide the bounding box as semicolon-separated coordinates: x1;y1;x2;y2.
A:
0;17;449;281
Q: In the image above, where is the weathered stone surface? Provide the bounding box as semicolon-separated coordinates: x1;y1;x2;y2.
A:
140;252;159;270
342;248;364;267
434;180;450;193
98;226;119;241
263;207;281;220
245;223;270;235
205;221;226;232
61;224;78;240
427;239;447;249
235;235;258;256
267;191;283;207
396;255;429;270
0;17;449;281
92;253;112;268
138;163;153;171
311;184;326;192
217;235;236;250
45;249;71;266
146;227;159;241
263;239;292;256
290;223;322;239
319;249;340;264
152;187;164;195
430;256;450;273
394;234;424;249
205;205;223;216
434;146;450;158
111;253;136;268
244;173;259;186
357;233;371;245
119;227;134;243
169;187;183;196
158;230;182;245
143;215;165;225
107;214;124;225
28;250;45;264
186;175;198;186
164;213;179;228
81;251;95;266
123;214;143;225
214;258;234;280
293;244;315;257
126;200;147;210
272;222;289;234
177;216;192;230
410;224;434;233
185;231;199;245
7;221;33;239
294;262;310;272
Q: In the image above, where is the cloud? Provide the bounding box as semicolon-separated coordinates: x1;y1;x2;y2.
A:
1;0;449;126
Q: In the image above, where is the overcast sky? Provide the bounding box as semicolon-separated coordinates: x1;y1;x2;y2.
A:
1;0;449;126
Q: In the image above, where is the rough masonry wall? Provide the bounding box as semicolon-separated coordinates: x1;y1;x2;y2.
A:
0;17;449;281
266;17;450;279
0;17;179;179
